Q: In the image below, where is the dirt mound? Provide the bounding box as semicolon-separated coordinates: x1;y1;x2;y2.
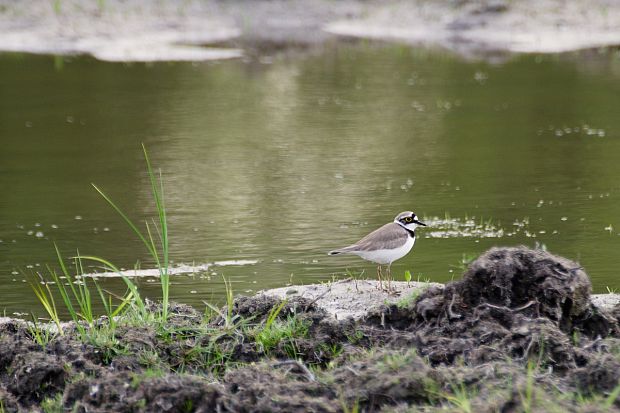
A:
0;325;103;409
65;372;224;413
331;349;438;409
217;295;328;324
428;246;614;336
222;363;336;413
366;247;618;369
458;247;599;332
208;295;361;366
146;299;203;326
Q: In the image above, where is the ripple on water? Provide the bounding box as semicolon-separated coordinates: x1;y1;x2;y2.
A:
421;214;548;239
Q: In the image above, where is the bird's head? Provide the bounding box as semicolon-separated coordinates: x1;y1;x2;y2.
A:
394;211;426;231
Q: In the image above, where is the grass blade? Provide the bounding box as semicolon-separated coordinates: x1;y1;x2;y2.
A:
28;277;63;335
75;255;147;319
91;184;157;259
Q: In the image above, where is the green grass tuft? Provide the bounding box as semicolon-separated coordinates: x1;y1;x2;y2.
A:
41;393;63;413
26;314;56;349
204;276;237;329
90;144;170;323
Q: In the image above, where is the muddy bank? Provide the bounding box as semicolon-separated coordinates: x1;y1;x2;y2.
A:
325;0;620;57
262;276;620;320
1;0;620;62
3;246;620;412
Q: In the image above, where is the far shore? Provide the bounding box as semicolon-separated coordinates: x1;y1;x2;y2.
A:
2;0;620;62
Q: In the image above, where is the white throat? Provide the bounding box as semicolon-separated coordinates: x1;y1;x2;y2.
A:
395;220;418;234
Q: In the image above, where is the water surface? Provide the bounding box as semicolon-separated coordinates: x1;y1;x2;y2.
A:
1;46;619;316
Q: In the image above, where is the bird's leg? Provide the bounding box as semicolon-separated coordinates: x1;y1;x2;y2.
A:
387;263;392;292
377;265;383;291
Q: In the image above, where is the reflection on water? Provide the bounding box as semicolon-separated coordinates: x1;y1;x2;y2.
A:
1;45;620;316
80;260;259;278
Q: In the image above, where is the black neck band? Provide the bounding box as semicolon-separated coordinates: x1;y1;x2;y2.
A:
397;222;416;237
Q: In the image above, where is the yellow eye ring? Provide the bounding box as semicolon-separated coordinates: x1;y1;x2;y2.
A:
404;217;412;222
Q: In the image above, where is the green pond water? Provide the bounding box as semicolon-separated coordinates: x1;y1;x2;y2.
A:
1;45;620;316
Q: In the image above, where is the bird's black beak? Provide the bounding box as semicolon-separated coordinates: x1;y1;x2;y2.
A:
414;220;427;227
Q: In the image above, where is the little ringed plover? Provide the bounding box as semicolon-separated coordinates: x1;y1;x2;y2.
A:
328;211;426;291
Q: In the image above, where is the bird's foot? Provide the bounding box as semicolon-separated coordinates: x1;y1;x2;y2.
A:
376;283;399;295
386;287;400;296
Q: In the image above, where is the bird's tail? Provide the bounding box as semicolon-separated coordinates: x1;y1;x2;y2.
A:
328;245;357;255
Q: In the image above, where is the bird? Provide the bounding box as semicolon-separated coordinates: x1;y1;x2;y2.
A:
328;211;426;292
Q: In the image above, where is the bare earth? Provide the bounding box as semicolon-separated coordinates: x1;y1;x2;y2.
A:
1;0;620;61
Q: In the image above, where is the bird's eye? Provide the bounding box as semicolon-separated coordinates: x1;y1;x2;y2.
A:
404;217;412;222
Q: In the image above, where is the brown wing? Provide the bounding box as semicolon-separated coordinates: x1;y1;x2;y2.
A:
340;223;408;252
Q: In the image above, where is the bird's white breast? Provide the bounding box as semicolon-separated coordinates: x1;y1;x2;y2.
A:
355;235;416;265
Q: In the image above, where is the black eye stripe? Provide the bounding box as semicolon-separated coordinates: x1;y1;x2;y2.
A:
400;215;418;224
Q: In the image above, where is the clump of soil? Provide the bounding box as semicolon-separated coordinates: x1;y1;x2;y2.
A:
367;247;618;369
457;246;605;334
3;246;620;412
65;373;224;413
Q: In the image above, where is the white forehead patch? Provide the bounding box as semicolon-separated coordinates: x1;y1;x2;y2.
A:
396;211;413;218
